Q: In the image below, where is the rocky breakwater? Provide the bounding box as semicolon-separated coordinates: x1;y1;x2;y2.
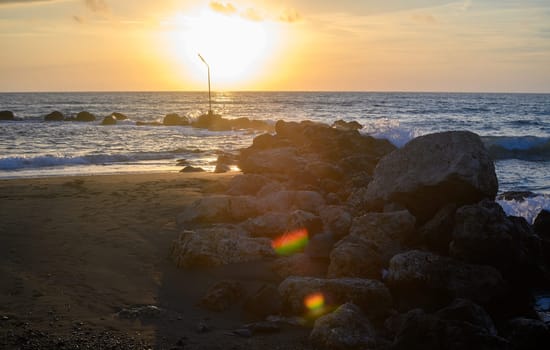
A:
171;121;550;349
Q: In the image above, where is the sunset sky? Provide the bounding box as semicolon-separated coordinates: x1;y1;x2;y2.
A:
1;0;549;92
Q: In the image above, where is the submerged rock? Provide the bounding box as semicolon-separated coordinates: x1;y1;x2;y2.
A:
75;111;96;122
0;110;15;120
365;131;498;223
44;110;64;121
163;113;189;126
101;115;117;125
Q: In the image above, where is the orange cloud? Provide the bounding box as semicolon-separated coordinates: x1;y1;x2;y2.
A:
279;8;301;23
411;13;438;24
209;1;237;16
241;8;263;22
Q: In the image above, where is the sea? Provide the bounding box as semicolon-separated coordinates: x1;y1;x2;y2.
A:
1;91;549;223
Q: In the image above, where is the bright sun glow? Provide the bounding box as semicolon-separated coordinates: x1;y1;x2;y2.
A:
166;9;279;89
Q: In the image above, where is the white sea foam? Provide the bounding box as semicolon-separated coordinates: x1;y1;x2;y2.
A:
497;195;550;224
362;119;420;148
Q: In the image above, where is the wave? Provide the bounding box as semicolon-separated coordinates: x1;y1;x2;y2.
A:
0;150;204;171
497;194;550;224
482;136;550;161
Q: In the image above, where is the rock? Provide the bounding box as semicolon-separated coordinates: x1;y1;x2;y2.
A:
163;113;189;126
239;147;307;176
199;280;244;312
226;174;273;196
271;253;328;279
44;111;64;121
101;115;117;125
386;250;505;311
327;211;416;280
365;131;498;223
278;276;392;320
243;284;283;318
319;205;352;239
177;195;258;225
332;119;363;131
305;232;337;259
417;204;457;254
75;111;96;122
110;112;128;120
451;200;540;280
117;305;165;320
171;227;275;267
214;163;230;173
0;110;15;120
389;308;509;350
310;303;376;350
505;318;550;350
259;190;325;214
497;191;536;201
436;298;497;336
242;211;291;238
180;166;205;173
534;209;550;238
304;161;344;181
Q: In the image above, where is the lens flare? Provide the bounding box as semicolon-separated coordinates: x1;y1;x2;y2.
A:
271;228;308;256
304;292;325;311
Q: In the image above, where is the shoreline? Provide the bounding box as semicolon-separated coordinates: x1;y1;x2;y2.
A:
0;171;310;349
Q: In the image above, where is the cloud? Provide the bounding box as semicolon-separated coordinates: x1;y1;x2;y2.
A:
0;0;57;5
72;15;84;23
279;8;301;23
411;13;438;24
241;8;263;21
84;0;109;13
209;1;237;15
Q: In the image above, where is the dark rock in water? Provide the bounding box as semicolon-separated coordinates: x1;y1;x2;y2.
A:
332;119;363;131
243;284;283;318
44;110;64;121
310;303;376;350
534;209;550;238
110;112;128;120
497;191;536;201
101;115;117;125
214;152;235;173
75;111;96;122
365;131;498;223
199;280;244;312
136;121;162;126
505;318;550;350
388;307;509;350
278;276;392;320
180;166;205;173
417;204;457;254
451;200;542;282
0;110;15;120
163;113;189;126
214;163;230;173
386;250;505;311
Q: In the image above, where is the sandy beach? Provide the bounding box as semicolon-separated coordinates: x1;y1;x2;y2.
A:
0;172;311;350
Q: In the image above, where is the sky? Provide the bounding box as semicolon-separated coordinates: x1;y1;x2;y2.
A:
1;0;549;92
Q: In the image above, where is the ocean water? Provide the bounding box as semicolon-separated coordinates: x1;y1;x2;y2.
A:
1;91;549;222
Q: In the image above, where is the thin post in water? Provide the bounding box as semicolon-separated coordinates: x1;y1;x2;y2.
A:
198;53;212;115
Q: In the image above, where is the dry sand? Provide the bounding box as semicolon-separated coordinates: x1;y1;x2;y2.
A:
0;172;311;349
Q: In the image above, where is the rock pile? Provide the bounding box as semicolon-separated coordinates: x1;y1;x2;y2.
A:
171;120;550;349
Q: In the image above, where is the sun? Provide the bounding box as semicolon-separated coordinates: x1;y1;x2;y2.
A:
166;9;279;89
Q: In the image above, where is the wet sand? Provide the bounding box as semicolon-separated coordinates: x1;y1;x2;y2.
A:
0;172;311;349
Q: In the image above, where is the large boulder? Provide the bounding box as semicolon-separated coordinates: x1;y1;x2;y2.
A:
318;205;352;239
388;307;509;350
44;110;64;121
225;174;274;196
365;131;498;223
171;226;275;267
386;250;506;311
278;276;392;320
534;209;550;238
310;303;376;350
451;200;541;281
241;210;322;239
505;317;550;350
328;211;416;279
258;190;325;214
0;110;15;120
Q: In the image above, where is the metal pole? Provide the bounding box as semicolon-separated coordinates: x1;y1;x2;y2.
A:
198;54;212;115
